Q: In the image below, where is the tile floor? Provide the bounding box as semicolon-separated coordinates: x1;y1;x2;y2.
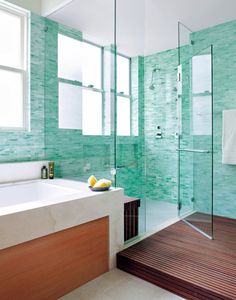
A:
139;200;178;233
60;269;185;300
146;200;178;232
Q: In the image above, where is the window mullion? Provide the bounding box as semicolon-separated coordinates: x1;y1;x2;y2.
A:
58;77;104;93
0;64;25;74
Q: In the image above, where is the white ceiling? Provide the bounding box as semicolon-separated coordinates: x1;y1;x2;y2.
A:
49;0;236;57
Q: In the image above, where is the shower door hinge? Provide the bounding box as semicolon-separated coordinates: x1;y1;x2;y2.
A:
178;73;181;82
177;69;181;82
178;202;182;210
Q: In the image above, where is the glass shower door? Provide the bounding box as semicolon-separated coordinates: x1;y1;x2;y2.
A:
178;22;213;239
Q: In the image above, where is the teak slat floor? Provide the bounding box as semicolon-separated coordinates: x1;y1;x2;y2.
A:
117;216;236;300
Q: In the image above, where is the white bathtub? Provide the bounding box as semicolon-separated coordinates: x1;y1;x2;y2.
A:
0;178;124;270
0;180;83;210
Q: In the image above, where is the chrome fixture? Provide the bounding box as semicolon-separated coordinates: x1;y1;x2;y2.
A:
176;148;210;153
149;67;160;90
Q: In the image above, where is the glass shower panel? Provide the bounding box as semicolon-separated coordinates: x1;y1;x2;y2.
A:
116;0;146;235
116;1;180;237
45;0;116;183
178;22;194;217
184;46;213;238
178;22;213;238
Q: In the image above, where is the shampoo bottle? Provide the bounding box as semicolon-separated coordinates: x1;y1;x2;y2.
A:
48;161;55;179
41;166;48;179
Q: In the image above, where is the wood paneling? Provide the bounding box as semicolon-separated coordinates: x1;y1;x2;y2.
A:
124;197;140;241
117;216;236;300
0;217;109;300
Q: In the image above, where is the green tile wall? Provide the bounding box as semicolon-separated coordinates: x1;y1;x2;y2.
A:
44;18;115;181
143;49;179;204
190;20;236;219
143;19;236;219
1;11;236;221
116;56;145;198
0;13;45;163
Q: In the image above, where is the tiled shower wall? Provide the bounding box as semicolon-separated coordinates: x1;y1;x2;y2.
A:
191;20;236;218
0;11;236;219
143;49;179;204
143;19;236;218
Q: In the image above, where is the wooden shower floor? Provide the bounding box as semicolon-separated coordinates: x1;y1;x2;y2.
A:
117;216;236;300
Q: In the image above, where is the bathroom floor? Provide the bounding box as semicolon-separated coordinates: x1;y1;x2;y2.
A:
60;269;184;300
117;216;236;299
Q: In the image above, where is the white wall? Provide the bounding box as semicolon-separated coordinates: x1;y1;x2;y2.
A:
6;0;41;14
41;0;73;16
5;0;71;16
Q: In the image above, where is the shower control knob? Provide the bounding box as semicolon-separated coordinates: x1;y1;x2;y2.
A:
156;126;162;139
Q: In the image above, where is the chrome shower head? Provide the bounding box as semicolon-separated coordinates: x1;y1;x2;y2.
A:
149;67;160;90
149;83;155;90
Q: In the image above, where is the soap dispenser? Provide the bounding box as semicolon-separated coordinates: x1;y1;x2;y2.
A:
48;161;55;179
41;166;48;179
156;126;162;139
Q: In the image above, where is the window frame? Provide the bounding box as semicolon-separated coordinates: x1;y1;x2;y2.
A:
57;34;134;136
58;34;105;135
116;53;132;136
0;2;29;131
82;39;105;136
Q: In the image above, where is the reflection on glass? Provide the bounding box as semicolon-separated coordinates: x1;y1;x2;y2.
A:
117;96;130;136
192;54;211;94
58;82;82;130
0;69;23;128
82;89;102;135
192;96;212;135
178;26;213;238
0;9;22;69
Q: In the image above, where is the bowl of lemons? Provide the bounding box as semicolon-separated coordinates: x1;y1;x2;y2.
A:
88;175;112;191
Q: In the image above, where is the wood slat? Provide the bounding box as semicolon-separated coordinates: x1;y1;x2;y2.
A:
0;217;109;300
117;215;236;300
124;198;140;241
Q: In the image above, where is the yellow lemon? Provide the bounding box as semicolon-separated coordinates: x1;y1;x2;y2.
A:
94;179;111;188
102;179;112;187
88;175;97;187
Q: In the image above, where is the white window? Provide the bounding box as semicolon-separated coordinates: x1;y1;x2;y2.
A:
117;96;131;136
58;34;83;82
117;55;130;95
82;89;102;135
116;54;131;136
0;3;28;129
58;34;103;135
58;82;82;130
